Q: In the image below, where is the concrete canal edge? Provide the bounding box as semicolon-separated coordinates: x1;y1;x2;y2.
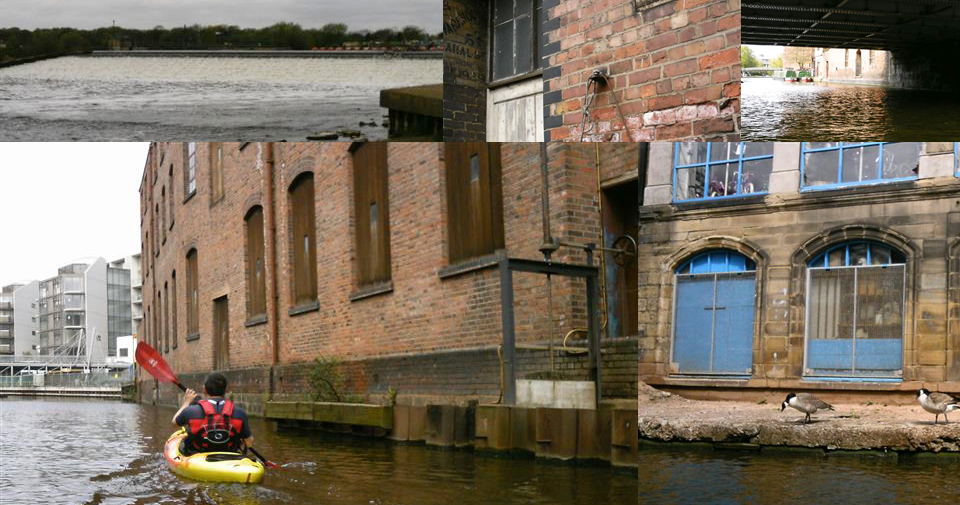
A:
639;413;960;454
88;50;442;59
263;400;638;467
379;84;442;140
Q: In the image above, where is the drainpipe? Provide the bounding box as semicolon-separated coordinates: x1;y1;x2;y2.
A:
264;143;280;372
538;143;559;373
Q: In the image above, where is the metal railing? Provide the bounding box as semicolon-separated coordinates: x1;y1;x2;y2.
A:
0;369;133;388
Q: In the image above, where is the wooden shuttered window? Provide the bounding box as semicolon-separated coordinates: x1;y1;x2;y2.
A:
289;173;318;306
186;249;199;336
444;142;505;264
245;206;267;318
353;143;392;286
209;143;224;204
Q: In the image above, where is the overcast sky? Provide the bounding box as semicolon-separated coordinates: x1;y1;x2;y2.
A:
746;45;783;60
2;0;441;33
0;143;148;288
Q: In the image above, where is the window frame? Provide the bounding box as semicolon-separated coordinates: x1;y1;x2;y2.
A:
799;142;919;192
209;142;224;206
352;142;392;288
171;270;177;349
186;249;199;339
487;0;543;87
244;206;267;320
672;142;774;203
288;173;318;309
183;142;197;201
444;142;505;265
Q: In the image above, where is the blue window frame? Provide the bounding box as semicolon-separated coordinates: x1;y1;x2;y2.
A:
800;142;920;191
805;240;906;380
677;250;756;275
673;143;774;202
808;241;906;268
673;249;757;376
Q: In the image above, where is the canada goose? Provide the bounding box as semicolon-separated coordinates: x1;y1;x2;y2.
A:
917;388;960;424
781;393;834;424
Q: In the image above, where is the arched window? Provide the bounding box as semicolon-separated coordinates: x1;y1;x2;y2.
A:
245;206;267;319
289;173;317;308
805;240;906;379
672;249;757;376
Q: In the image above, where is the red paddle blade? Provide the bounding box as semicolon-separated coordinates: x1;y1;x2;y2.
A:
135;341;178;384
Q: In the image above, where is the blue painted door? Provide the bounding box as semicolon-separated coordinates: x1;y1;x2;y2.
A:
673;273;756;375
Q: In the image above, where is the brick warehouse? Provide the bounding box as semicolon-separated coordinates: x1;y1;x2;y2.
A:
442;0;740;142
137;142;638;414
638;142;960;403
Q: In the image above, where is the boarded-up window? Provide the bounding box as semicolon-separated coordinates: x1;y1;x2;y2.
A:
168;165;175;228
353;143;391;286
210;143;224;204
491;0;542;82
245;206;267;318
162;283;168;353
160;188;167;242
445;142;505;263
186;249;199;336
184;142;197;196
289;173;318;306
171;271;177;349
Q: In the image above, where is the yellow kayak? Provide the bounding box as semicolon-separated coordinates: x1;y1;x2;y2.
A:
163;429;264;484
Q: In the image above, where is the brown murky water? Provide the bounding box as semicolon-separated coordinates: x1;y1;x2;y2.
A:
641;442;960;504
0;398;635;504
741;78;960;141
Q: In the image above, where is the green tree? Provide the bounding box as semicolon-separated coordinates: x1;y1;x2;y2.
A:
769;57;783;68
740;46;759;68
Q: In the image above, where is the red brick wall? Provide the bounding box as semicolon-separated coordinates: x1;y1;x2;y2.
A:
543;0;740;141
139;143;637;402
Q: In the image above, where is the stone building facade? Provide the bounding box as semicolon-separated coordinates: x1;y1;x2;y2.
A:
138;142;638;412
814;48;889;85
638;142;960;401
442;0;741;142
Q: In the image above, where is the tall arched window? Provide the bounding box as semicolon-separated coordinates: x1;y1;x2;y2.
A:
805;240;905;378
289;173;317;308
186;249;199;338
672;250;757;376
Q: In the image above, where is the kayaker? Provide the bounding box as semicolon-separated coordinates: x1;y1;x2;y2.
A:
172;372;253;456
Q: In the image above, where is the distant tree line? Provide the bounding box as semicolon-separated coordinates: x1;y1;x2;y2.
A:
0;22;442;61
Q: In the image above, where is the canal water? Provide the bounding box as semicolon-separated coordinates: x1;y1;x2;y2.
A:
641;443;960;504
741;77;960;141
0;56;441;141
0;398;635;505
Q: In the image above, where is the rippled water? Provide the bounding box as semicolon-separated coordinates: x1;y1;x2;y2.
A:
0;56;441;141
0;398;635;504
741;78;960;141
641;443;960;504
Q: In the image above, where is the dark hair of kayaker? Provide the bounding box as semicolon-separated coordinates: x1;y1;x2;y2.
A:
204;372;228;396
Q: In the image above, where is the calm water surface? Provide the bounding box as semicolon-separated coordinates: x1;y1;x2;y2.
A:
742;77;960;141
641;443;960;504
0;398;634;505
0;56;440;141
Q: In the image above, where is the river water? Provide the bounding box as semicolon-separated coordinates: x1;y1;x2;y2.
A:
0;56;440;141
641;443;960;504
741;77;960;141
0;398;635;505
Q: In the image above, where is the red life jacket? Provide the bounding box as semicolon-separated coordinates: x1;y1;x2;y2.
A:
186;399;245;453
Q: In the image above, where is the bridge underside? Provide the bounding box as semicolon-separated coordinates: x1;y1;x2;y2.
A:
743;0;960;50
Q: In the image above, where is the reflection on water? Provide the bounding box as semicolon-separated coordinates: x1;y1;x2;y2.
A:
741;78;960;141
641;443;960;504
0;56;441;141
0;398;634;505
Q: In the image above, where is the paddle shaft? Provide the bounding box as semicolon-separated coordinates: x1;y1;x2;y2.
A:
247;446;278;468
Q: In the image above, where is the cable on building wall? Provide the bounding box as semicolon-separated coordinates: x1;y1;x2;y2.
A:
579;70;635;142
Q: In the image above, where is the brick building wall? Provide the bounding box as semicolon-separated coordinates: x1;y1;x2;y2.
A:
441;0;740;141
139;142;638;407
543;0;740;141
815;48;889;85
638;142;960;399
443;0;488;140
